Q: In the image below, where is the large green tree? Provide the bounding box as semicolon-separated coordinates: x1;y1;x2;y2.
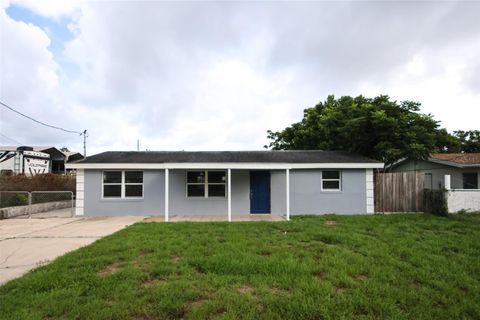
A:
266;95;459;165
452;130;480;153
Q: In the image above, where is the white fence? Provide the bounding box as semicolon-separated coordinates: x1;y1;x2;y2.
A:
445;175;480;213
446;190;480;213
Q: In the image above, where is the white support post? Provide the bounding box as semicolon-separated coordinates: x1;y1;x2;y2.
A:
366;169;374;213
286;169;290;221
227;168;232;222
165;168;169;222
444;174;451;190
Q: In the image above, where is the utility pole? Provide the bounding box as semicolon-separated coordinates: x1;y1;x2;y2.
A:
81;130;88;157
137;139;139;151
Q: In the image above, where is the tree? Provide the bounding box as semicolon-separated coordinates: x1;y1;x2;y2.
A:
452;130;480;153
266;95;457;166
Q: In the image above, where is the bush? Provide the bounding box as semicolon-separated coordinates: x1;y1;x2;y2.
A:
424;189;448;216
0;174;76;192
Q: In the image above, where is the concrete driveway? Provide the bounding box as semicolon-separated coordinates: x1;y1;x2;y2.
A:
0;215;145;285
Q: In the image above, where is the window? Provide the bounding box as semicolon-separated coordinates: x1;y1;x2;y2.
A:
103;171;122;198
103;171;143;198
187;170;226;198
424;173;433;190
462;173;478;189
321;170;341;191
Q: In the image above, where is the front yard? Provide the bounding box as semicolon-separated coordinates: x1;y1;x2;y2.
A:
1;214;479;319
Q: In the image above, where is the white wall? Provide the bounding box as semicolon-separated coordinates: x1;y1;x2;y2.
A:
447;190;480;213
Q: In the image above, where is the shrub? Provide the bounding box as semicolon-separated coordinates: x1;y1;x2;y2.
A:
0;174;76;192
424;189;448;216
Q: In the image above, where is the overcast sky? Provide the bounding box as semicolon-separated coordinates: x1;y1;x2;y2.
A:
1;0;479;155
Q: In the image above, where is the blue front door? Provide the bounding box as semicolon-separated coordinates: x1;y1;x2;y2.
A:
250;171;271;214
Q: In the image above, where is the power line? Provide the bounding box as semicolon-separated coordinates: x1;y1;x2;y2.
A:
0;100;83;135
0;132;23;145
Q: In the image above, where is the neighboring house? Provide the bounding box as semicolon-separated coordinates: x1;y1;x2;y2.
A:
390;153;480;190
66;150;383;219
0;146;83;175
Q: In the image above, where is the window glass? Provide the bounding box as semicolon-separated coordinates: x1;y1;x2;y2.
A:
125;171;143;183
208;184;226;197
103;171;122;183
322;180;340;190
323;170;340;180
103;185;121;197
209;171;226;183
187;171;205;183
463;173;478;189
125;185;143;197
187;184;205;197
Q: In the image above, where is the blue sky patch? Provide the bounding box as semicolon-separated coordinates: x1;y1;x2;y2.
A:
6;4;74;57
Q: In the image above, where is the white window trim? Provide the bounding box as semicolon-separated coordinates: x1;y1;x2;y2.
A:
321;170;342;192
102;170;144;199
186;170;227;198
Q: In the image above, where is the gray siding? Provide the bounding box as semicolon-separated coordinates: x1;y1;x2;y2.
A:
270;170;286;215
290;169;367;214
84;170;164;216
169;170;227;216
83;168;369;216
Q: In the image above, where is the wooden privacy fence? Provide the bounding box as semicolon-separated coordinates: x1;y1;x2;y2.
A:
375;172;424;212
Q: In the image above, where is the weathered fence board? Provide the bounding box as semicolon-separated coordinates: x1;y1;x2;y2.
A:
375;172;424;212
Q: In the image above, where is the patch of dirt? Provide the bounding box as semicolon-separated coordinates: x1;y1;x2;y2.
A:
238;284;254;294
132;316;155;320
324;220;337;226
313;271;326;280
171;256;181;263
269;287;290;294
188;298;208;309
258;251;272;256
353;273;368;281
134;250;151;270
141;277;168;287
98;262;121;277
211;307;227;317
335;287;346;294
194;265;206;274
138;249;151;258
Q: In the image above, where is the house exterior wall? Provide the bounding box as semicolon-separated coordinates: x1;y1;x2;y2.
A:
84;170;165;216
289;169;367;214
82;168;370;216
391;160;480;190
169;169;228;216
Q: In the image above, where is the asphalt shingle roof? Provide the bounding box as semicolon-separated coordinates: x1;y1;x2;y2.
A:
75;150;381;164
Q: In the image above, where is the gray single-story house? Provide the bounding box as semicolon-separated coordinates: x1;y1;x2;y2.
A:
66;150;383;220
390;153;480;190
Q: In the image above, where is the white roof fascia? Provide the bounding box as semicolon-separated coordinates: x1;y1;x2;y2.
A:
66;162;384;170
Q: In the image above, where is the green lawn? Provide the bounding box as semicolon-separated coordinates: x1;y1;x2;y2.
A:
1;214;480;319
